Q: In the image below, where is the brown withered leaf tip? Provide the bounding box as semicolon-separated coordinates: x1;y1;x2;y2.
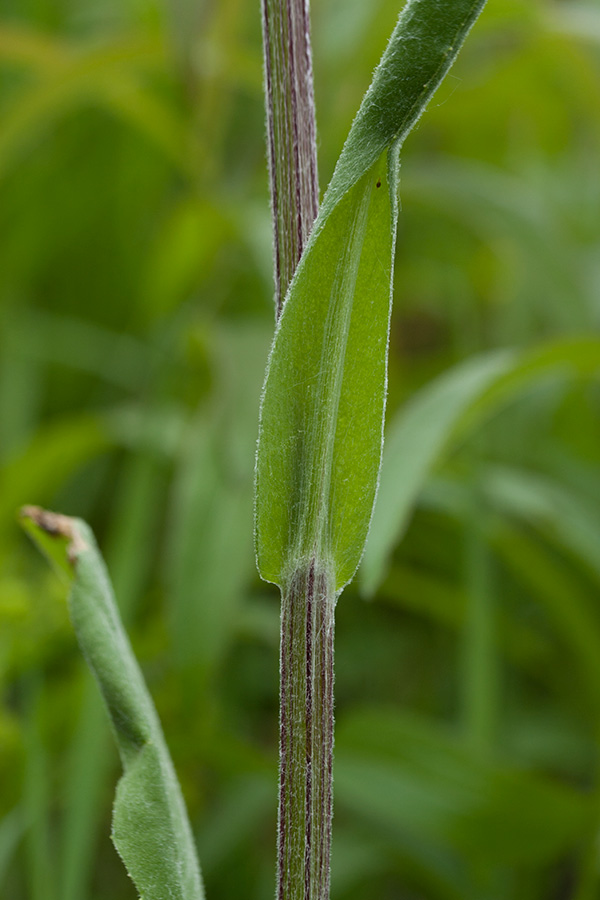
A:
20;505;88;564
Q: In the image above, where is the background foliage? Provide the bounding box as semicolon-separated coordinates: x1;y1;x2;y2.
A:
1;0;600;898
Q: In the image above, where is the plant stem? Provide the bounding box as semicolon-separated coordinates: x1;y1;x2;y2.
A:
261;0;319;318
278;562;334;900
261;0;327;894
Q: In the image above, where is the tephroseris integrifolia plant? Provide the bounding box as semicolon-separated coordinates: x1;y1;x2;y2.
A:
261;0;319;318
256;2;488;899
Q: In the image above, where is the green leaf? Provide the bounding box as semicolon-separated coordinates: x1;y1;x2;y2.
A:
20;508;204;900
59;451;167;900
256;151;398;588
361;337;600;595
255;0;488;590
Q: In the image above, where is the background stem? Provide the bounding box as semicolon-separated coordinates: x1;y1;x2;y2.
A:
278;563;335;900
261;0;319;318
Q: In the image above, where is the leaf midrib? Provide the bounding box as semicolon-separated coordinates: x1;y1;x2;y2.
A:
296;171;374;569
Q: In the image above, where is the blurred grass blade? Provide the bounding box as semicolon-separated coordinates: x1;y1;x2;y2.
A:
0;33;189;179
197;774;273;876
0;25;67;69
493;526;600;706
20;507;204;900
0;806;25;890
60;687;111;900
360;349;512;593
482;464;600;584
0;415;107;538
361;337;600;595
19;309;151;389
335;707;590;865
461;486;498;756
168;324;270;673
422;475;600;706
256;0;487;589
23;676;55;900
545;4;600;43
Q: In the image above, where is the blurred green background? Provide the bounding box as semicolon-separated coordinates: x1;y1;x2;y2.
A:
1;0;600;898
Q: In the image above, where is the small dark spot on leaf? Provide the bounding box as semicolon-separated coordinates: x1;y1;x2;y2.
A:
376;180;382;188
20;505;88;562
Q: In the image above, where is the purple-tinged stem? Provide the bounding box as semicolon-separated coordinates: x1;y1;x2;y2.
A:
278;562;334;900
261;0;325;893
261;0;319;318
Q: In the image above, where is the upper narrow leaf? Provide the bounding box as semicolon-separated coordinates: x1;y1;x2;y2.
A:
320;0;488;217
255;0;488;590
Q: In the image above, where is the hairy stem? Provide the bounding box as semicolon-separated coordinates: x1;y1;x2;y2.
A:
261;0;328;894
261;0;319;318
278;562;334;900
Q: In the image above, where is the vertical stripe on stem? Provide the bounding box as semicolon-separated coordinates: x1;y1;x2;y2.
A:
261;0;319;317
278;562;334;900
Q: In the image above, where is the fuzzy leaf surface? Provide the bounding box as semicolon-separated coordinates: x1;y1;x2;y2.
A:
20;508;204;900
255;0;488;589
